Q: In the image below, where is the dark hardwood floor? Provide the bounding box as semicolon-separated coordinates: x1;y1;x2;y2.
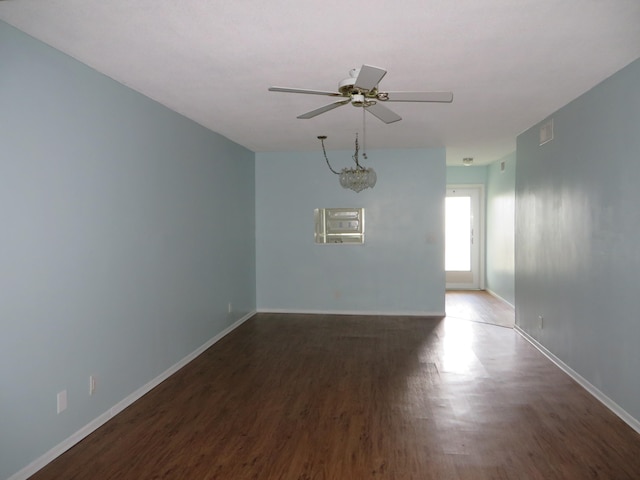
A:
29;309;640;479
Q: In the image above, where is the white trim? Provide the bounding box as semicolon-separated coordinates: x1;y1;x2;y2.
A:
257;308;446;317
445;284;481;290
8;311;256;480
515;325;640;435
485;288;515;308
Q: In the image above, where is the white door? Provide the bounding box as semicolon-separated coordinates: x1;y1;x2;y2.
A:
445;186;483;289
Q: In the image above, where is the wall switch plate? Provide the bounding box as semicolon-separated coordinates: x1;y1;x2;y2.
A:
538;315;544;329
57;390;67;414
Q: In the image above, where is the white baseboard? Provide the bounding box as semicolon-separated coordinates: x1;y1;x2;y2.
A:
515;325;640;435
8;311;256;480
485;289;515;308
257;308;446;317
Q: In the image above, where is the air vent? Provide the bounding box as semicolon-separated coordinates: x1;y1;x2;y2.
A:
539;118;554;146
314;208;364;244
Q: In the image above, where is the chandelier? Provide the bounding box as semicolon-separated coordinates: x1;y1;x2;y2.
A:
317;111;376;193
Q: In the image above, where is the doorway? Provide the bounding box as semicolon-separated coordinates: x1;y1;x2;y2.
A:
445;185;484;290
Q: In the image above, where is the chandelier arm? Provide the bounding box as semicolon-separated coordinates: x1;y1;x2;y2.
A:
319;136;340;175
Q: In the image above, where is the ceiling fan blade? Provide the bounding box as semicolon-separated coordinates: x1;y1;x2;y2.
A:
354;64;387;92
297;100;351;119
269;86;342;97
383;91;454;103
365;103;402;124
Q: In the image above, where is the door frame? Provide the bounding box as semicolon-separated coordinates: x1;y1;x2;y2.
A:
445;184;485;290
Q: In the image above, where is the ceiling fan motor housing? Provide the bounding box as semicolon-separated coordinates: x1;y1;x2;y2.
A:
339;78;382;107
338;76;357;94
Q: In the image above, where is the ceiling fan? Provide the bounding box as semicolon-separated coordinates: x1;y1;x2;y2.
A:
269;64;453;124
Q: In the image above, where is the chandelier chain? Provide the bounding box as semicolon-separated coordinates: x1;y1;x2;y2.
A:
319;136;340;175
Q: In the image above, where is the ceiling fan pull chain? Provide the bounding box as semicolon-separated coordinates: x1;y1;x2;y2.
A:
362;108;368;160
353;133;365;170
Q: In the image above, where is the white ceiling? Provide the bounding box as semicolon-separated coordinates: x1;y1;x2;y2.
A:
1;0;639;165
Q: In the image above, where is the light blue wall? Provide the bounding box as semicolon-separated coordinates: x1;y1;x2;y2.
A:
515;58;640;422
486;153;516;305
0;21;255;479
446;165;488;185
256;148;446;315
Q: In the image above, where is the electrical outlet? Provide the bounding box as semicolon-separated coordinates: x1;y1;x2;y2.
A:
89;375;96;396
57;390;67;414
228;302;232;314
538;315;544;329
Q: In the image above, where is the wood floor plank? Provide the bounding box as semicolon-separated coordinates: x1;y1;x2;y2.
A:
28;312;640;479
446;290;514;328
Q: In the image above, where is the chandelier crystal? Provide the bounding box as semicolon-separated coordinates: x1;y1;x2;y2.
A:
339;166;377;192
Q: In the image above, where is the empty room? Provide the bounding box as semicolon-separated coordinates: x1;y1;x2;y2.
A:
2;1;640;479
